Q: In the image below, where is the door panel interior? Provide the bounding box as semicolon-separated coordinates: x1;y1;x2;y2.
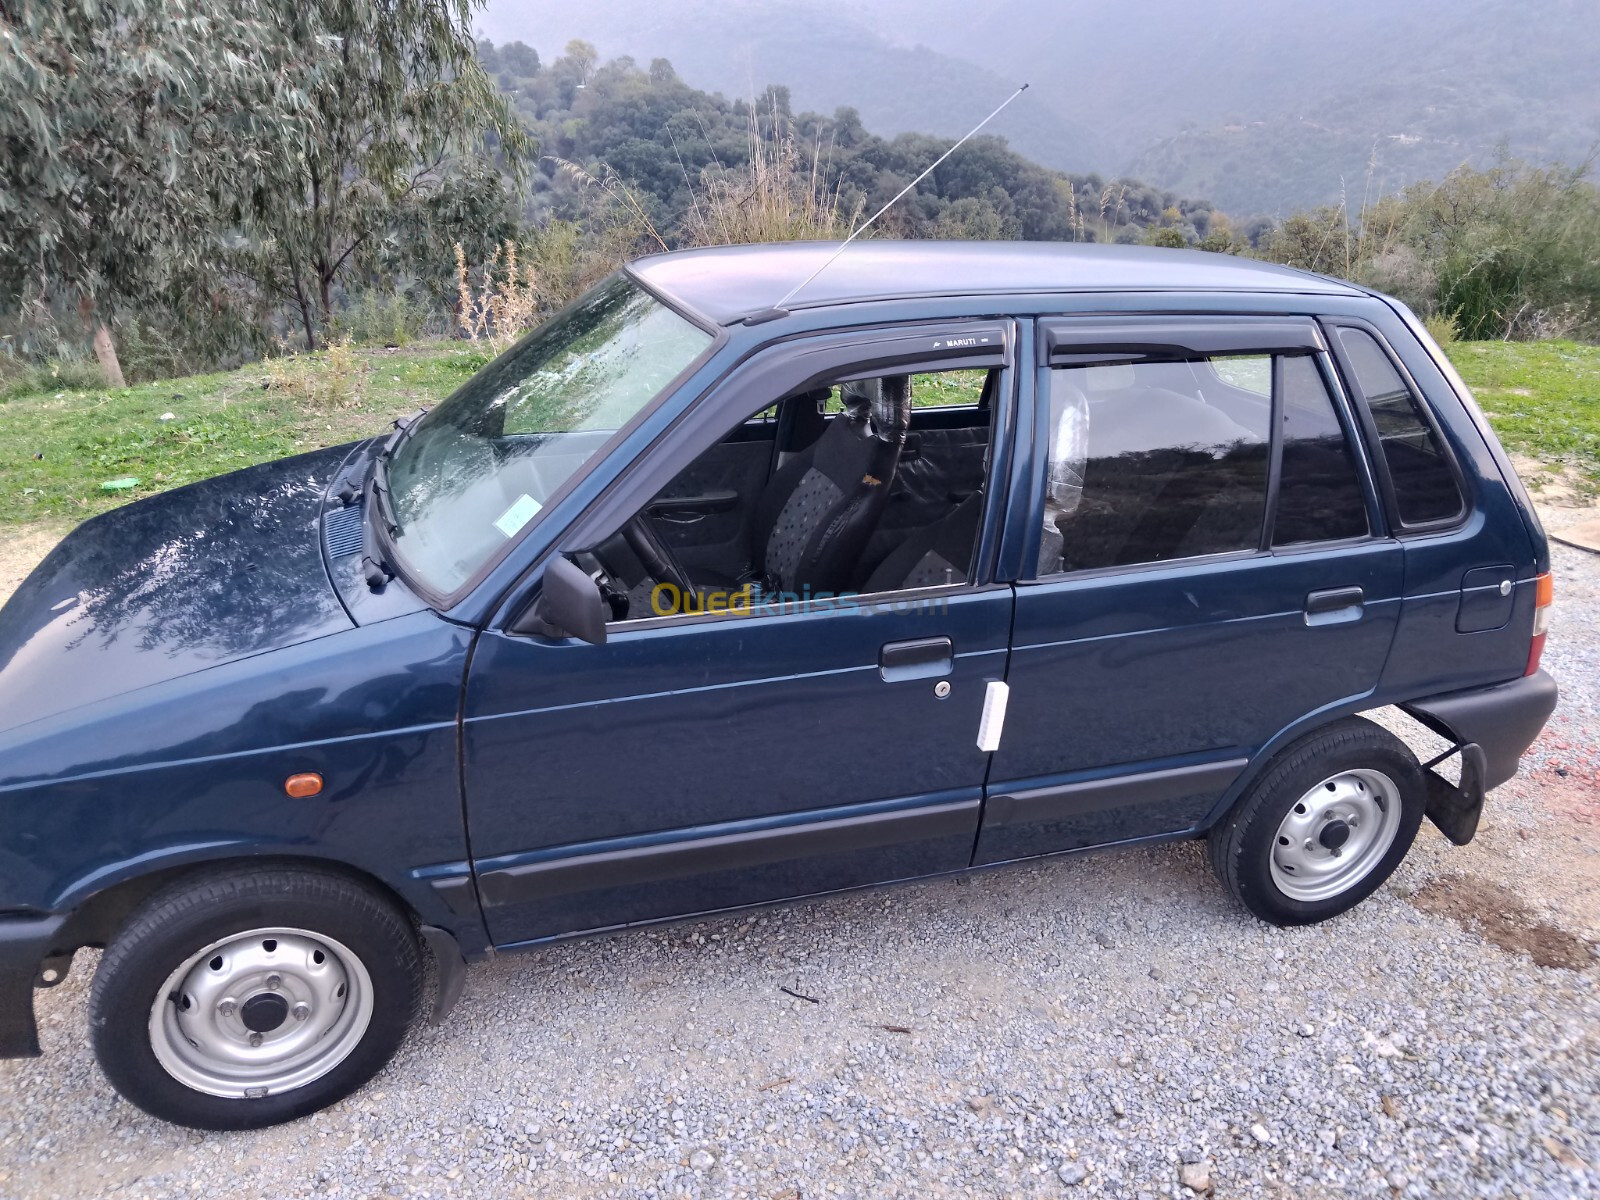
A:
653;431;775;578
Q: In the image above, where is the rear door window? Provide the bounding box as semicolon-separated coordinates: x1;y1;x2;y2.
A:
1035;348;1377;576
1037;358;1271;574
1333;326;1463;526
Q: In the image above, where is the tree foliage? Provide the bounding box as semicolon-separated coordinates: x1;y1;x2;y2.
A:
489;44;1223;257
6;20;1594;388
1264;162;1600;339
0;1;299;377
238;0;531;350
1;0;528;379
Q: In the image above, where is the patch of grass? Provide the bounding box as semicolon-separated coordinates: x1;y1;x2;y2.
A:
2;336;1597;530
823;370;989;413
0;357;105;402
912;370;989;408
0;341;485;524
1452;340;1600;482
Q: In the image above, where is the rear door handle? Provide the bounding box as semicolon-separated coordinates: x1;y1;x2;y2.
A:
1304;586;1365;626
880;636;953;682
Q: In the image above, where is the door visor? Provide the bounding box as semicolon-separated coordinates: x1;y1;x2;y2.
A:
1040;317;1325;365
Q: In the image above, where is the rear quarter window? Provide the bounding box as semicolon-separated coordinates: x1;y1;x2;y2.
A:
1334;326;1464;526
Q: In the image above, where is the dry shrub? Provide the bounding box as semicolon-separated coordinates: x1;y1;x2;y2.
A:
455;240;540;347
262;338;369;410
679;109;857;247
1423;311;1461;348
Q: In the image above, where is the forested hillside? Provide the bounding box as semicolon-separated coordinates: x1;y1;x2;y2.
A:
485;42;1231;249
479;0;1600;216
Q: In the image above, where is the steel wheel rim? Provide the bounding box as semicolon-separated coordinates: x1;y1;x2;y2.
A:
1269;768;1402;902
148;927;374;1099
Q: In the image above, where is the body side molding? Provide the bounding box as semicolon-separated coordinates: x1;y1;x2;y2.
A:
985;757;1251;829
476;799;980;908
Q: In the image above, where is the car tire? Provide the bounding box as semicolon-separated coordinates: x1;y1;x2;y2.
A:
89;864;421;1130
1208;717;1426;926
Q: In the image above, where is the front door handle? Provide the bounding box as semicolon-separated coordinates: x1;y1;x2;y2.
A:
1304;586;1365;626
880;636;953;682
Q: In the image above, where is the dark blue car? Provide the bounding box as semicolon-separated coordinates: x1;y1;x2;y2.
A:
0;243;1558;1129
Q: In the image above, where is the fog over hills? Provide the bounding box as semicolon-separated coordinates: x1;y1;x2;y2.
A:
477;0;1600;215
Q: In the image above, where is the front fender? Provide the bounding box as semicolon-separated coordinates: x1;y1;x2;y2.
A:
0;612;482;946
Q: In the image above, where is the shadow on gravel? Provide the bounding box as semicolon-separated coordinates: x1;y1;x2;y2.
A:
1410;873;1597;969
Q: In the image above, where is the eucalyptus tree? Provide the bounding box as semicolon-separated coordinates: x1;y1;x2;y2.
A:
0;1;295;384
244;0;532;349
2;0;529;378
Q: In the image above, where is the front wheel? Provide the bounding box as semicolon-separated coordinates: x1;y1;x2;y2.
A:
1208;717;1426;926
90;865;421;1130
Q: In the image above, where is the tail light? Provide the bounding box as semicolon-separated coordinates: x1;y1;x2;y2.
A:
1526;572;1553;676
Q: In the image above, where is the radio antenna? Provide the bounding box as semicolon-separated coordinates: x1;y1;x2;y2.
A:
748;82;1030;323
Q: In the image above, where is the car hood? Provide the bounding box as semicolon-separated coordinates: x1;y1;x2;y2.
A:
0;445;357;734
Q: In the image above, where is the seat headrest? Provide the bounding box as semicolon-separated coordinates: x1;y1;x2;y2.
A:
871;375;911;445
839;379;877;421
794;386;833;413
1083;363;1136;393
1047;380;1089;511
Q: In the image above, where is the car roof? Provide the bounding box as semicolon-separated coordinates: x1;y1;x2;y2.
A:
628;240;1363;325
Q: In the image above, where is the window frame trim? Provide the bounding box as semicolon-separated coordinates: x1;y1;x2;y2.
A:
508;321;1019;635
1039;315;1327;363
1265;349;1389;550
1320;317;1470;534
1024;316;1390;583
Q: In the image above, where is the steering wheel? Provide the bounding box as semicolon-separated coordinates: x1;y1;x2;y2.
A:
623;512;697;599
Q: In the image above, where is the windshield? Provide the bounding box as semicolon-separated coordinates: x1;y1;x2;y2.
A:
383;275;713;596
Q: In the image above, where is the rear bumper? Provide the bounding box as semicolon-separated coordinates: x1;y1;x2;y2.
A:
1402;668;1559;790
0;913;68;1058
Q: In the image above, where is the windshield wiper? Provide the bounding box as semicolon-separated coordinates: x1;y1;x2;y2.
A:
382;408;428;458
362;455;398;591
361;410;425;591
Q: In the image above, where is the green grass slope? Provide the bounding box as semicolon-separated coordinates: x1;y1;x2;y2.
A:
1;340;1594;530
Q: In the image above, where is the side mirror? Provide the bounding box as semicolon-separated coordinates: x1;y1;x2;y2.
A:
513;555;608;645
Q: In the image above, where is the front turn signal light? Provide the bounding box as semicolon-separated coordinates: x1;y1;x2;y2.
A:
1527;572;1553;676
285;772;324;798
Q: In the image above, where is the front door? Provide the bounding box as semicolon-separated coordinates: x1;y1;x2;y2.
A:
977;316;1405;864
465;323;1017;946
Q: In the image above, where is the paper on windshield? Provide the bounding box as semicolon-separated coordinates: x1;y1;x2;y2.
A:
494;494;543;538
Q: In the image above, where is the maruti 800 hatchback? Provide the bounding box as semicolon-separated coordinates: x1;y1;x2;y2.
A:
0;242;1558;1129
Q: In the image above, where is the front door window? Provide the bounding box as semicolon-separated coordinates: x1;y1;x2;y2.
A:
572;366;1001;624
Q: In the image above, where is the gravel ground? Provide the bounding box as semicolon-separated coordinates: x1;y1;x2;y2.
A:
1;524;1598;1200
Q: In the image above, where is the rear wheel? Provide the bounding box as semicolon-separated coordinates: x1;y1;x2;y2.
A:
1209;717;1426;926
90;865;421;1130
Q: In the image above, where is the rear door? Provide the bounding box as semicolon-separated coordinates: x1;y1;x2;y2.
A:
977;316;1405;864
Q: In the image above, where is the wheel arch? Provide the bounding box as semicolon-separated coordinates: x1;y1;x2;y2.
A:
1195;694;1423;832
51;853;479;963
